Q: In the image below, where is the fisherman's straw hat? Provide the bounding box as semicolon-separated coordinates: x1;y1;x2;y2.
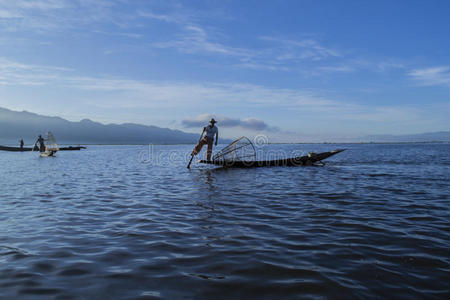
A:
210;118;217;124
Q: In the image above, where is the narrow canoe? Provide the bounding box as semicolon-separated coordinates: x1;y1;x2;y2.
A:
0;145;86;152
199;149;345;168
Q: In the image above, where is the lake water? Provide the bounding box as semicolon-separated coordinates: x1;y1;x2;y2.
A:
0;143;449;299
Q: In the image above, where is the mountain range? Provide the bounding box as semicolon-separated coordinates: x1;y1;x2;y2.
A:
0;107;200;145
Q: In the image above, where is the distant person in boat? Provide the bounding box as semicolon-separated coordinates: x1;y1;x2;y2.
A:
35;135;45;152
192;118;219;161
20;139;24;149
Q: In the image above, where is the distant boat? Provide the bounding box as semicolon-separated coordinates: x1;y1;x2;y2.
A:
39;132;59;157
0;145;33;152
0;145;86;152
0;136;88;152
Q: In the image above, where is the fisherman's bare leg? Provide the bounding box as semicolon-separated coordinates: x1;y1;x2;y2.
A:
192;137;207;156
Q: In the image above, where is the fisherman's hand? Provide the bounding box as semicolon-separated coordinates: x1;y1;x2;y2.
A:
203;127;206;131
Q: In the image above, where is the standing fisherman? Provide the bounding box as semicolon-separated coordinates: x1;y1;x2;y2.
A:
20;139;24;149
34;135;46;152
192;118;219;161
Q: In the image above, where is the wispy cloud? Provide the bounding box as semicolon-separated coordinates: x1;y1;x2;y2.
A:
0;58;354;112
136;6;344;70
0;57;71;85
316;65;355;74
0;57;70;72
66;79;337;110
92;30;143;39
0;0;66;11
152;26;350;73
137;10;184;24
0;0;117;32
409;66;450;87
260;36;341;61
0;57;337;112
376;62;404;71
154;24;253;58
182;114;279;131
149;22;403;77
311;59;405;76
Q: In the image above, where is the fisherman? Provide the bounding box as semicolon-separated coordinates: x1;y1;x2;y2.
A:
20;139;24;149
192;118;219;161
35;135;46;152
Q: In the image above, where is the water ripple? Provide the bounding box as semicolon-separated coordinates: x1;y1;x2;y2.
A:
0;144;449;298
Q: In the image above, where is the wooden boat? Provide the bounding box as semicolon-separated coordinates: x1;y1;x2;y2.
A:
0;145;86;152
199;149;345;168
59;146;87;151
0;145;33;152
40;150;57;157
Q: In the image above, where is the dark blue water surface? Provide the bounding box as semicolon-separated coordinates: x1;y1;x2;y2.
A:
0;144;449;299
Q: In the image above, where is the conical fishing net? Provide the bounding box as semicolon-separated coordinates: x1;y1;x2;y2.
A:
213;137;256;162
46;131;59;151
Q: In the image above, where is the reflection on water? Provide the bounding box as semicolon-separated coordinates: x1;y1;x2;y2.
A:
0;144;449;299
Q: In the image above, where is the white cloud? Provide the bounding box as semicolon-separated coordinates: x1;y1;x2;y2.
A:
409;67;450;87
182;114;279;131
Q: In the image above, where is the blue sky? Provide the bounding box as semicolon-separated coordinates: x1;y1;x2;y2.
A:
0;0;449;141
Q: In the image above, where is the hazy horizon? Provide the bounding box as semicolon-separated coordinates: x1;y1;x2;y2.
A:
1;107;449;145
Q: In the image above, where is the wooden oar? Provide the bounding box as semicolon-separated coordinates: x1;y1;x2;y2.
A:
31;140;38;153
187;129;205;169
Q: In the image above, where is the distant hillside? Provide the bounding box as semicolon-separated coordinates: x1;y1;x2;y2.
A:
0;107;200;145
361;131;450;143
